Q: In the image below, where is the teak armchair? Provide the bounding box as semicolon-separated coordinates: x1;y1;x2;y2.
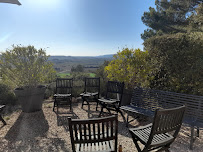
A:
98;81;125;120
129;105;186;152
53;78;73;111
68;115;118;152
80;77;100;111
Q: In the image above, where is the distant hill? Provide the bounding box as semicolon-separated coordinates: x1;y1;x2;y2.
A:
48;54;114;60
95;54;114;58
48;54;114;72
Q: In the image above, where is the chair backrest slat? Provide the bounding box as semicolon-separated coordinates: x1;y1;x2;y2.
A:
56;78;73;94
84;77;100;94
151;106;186;135
142;106;186;149
106;81;124;106
68;115;118;152
88;123;91;141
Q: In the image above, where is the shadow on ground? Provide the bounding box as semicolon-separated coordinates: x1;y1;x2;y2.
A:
5;110;49;141
3;110;71;151
1;137;71;152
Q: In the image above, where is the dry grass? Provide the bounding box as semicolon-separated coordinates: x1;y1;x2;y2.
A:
0;98;202;152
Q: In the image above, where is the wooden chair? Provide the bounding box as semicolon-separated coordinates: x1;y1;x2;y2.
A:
68;115;118;152
80;77;100;111
98;81;125;121
53;78;73;111
129;105;186;152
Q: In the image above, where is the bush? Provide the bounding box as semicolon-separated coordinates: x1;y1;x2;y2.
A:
95;61;110;96
44;82;55;99
105;48;154;89
0;83;17;105
69;72;90;97
144;32;203;95
0;45;56;89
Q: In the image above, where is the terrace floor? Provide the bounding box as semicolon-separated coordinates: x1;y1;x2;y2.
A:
0;98;202;152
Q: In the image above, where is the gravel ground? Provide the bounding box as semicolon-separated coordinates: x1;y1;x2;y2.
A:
0;98;202;152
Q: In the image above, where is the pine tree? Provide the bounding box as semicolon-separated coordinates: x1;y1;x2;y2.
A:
141;0;202;40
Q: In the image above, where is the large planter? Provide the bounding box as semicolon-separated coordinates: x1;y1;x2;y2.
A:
14;86;46;113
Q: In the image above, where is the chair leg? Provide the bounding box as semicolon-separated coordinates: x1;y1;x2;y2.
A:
88;102;90;118
190;126;194;150
106;107;111;114
126;112;129;127
53;99;56;111
0;115;6;125
70;98;72;111
118;109;126;123
53;103;55;111
99;106;104;117
132;137;142;152
197;127;200;137
96;100;99;111
81;97;85;109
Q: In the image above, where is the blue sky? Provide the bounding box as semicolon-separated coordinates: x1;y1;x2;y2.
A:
0;0;155;56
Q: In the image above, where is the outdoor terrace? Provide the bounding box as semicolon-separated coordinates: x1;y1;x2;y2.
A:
0;98;202;152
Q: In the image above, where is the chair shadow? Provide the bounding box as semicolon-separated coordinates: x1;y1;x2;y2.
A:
4;110;71;152
117;111;152;138
3;137;71;152
56;111;79;132
5;110;49;141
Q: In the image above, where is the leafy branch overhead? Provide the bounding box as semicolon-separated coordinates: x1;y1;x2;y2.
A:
0;45;56;89
141;0;202;40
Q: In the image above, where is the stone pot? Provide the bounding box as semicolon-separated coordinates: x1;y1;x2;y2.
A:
14;86;46;113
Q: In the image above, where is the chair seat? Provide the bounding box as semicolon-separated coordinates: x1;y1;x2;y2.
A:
80;92;98;97
54;94;71;98
75;140;114;152
0;105;5;110
98;99;118;104
129;124;174;147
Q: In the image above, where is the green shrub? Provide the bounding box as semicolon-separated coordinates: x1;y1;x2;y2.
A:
0;83;17;105
0;45;56;89
95;61;110;96
105;48;155;89
144;32;203;95
44;82;55;99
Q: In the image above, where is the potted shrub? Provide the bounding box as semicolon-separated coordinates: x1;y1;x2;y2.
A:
0;45;56;112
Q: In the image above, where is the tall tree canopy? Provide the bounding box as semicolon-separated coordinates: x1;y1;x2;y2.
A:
141;0;202;40
142;0;203;95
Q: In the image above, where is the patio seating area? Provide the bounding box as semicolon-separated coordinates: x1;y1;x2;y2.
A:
0;98;202;152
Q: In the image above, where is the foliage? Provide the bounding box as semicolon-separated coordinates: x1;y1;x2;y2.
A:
44;82;55;99
141;0;202;40
95;61;110;96
56;72;71;78
144;32;203;95
89;73;96;77
95;61;109;82
0;82;17;105
105;48;155;89
71;64;84;72
188;3;203;32
0;45;56;89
